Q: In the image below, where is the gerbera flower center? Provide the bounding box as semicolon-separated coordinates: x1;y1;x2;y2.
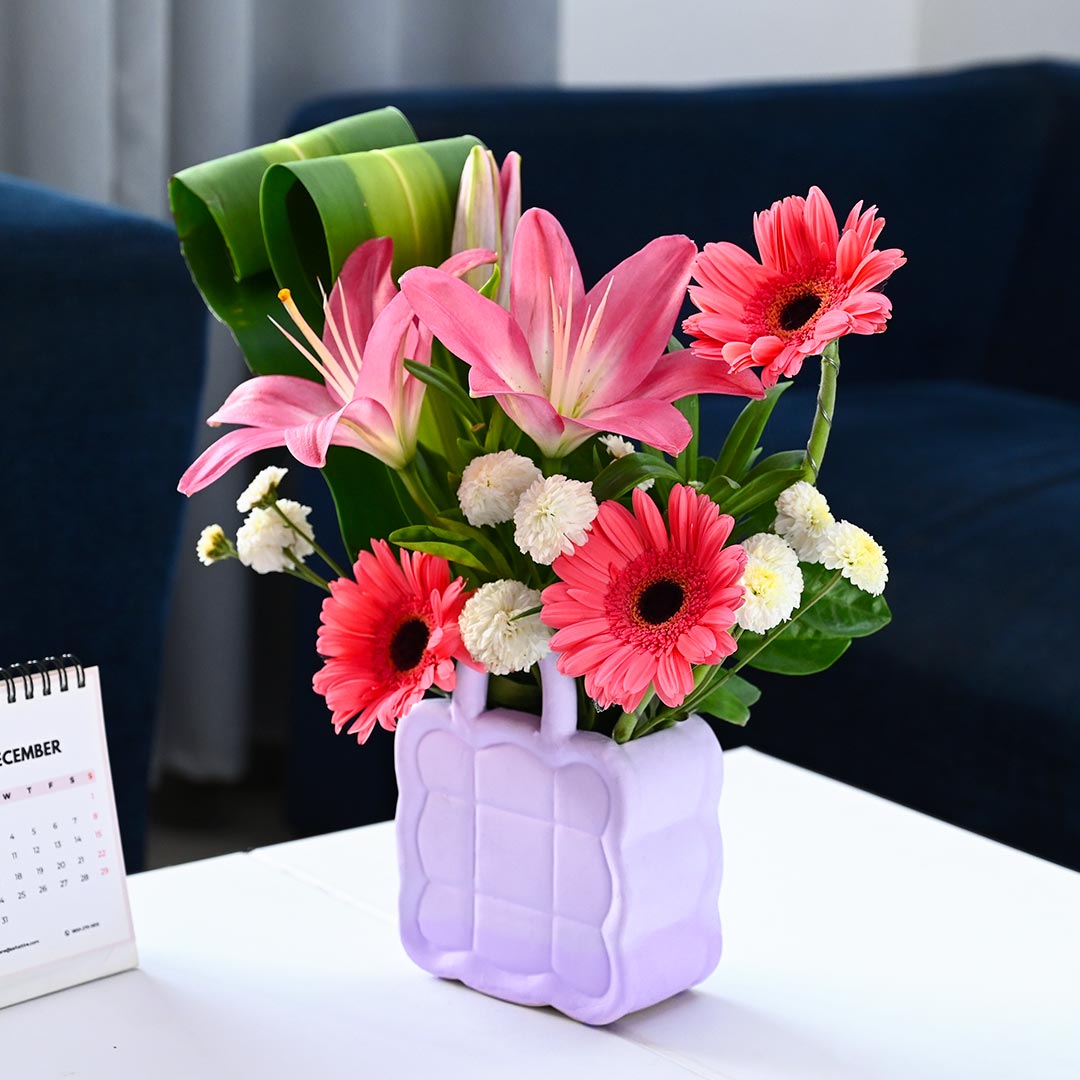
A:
389;617;430;672
637;579;685;624
777;293;823;332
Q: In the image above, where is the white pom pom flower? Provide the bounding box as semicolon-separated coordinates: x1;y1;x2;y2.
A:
459;580;550;675
599;434;635;459
736;533;804;633
457;450;542;527
237;465;289;512
196;524;231;566
513;475;598;565
775;481;835;562
236;499;315;575
820;521;889;596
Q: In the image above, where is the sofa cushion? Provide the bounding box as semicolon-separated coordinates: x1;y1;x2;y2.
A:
700;379;1080;865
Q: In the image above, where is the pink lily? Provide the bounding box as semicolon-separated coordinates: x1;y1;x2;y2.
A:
400;208;763;459
178;238;495;494
451;146;521;308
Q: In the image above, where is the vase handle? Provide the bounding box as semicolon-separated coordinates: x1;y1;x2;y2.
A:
451;656;578;743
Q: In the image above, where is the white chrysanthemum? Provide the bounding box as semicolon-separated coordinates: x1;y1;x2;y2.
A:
599;434;635;459
237;465;288;512
820;521;889;596
196;524;230;566
459;580;550;675
457;450;542;527
235;499;315;575
775;481;835;562
736;533;804;633
513;475;598;565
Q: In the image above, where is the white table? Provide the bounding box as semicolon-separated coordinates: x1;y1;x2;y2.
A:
4;749;1079;1079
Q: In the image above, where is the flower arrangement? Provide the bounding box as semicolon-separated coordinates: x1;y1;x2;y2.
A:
173;117;903;748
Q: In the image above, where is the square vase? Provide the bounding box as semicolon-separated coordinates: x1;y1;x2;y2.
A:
395;657;723;1025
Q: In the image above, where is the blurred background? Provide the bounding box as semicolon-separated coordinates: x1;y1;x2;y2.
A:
2;0;1078;872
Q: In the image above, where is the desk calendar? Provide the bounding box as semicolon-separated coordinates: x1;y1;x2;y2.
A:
0;659;137;1008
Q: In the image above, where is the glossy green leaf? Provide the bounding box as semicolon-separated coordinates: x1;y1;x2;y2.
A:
716;467;804;519
169;108;417;375
321;447;410;561
592;453;683;502
799;563;892;638
744;449;805;482
674;395;699;482
724;672;761;707
388;526;489;573
260;136;482;335
404;360;483;426
696;683;751;726
713;382;791;482
739;620;851;675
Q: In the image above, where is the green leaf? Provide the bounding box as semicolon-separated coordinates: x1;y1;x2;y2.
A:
674;395;699;482
724;672;761;707
389;526;489;573
713;382;791;482
739;620;851;675
715;467;804;519
696;684;750;726
260;135;482;335
404;360;483;425
320;446;406;561
701;473;740;498
798;563;892;638
744;449;805;483
169;108;417;375
592;453;683;502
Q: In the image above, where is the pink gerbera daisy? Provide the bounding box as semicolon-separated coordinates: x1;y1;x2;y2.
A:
683;186;906;388
313;542;474;743
541;485;746;713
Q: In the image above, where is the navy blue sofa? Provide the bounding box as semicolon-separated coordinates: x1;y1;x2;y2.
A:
281;62;1080;868
0;176;208;871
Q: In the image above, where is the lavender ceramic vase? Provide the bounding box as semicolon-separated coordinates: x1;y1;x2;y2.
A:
395;656;724;1025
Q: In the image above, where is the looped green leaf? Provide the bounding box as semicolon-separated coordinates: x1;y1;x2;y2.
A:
738;620;851;675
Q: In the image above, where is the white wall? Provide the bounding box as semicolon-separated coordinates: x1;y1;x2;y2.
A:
558;0;1080;86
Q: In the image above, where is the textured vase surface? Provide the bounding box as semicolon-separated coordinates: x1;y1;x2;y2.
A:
394;657;724;1025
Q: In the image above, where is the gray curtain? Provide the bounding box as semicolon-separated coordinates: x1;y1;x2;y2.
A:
0;0;557;781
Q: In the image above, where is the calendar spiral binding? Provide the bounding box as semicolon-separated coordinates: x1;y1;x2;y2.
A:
0;655;85;705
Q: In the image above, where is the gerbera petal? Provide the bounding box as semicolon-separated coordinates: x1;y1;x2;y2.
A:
314;542;473;744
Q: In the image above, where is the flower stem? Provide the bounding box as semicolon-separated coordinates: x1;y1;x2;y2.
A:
802;339;840;484
284;550;331;592
398;460;442;520
270;502;347;580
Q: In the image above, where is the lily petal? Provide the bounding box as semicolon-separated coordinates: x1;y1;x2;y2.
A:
400;267;541;395
580;233;697;411
573;397;692;456
178;427;291;495
209;374;340;428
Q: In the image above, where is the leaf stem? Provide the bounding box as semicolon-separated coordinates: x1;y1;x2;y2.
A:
398;460;442;520
270;502;347;579
802;339;840;484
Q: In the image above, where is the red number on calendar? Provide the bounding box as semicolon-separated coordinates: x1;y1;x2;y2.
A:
99;867;109;876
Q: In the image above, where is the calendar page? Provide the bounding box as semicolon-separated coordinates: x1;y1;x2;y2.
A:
0;665;137;1008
